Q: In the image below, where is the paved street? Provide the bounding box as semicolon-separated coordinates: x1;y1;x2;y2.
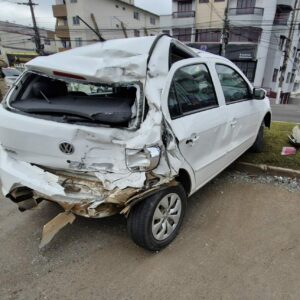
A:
0;172;299;300
271;104;300;123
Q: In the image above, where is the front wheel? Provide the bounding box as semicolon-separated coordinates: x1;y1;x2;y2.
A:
250;123;264;153
127;184;187;251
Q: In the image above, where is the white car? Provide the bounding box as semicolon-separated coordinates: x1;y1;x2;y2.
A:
0;36;271;250
2;67;22;89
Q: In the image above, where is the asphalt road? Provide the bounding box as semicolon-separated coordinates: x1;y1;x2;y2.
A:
271;104;300;123
0;172;299;300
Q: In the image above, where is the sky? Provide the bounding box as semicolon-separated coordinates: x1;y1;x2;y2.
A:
0;0;172;29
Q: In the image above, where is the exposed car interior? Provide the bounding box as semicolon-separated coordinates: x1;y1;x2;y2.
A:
9;73;138;127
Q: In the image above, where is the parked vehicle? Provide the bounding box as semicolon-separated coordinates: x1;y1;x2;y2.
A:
0;35;271;250
1;67;21;89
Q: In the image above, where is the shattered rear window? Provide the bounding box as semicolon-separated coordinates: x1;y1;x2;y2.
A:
9;73;142;128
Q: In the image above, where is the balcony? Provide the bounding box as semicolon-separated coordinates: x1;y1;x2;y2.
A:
229;7;264;26
55;25;70;39
173;11;195;18
228;7;264;16
52;4;67;18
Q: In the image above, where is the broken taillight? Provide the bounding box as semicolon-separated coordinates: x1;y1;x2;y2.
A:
125;146;161;172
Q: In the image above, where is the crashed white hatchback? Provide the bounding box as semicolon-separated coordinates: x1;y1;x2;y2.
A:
0;35;271;250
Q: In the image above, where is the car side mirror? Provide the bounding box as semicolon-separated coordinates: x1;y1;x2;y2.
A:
253;88;266;100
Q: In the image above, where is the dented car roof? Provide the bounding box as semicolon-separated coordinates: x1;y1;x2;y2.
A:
26;36;161;83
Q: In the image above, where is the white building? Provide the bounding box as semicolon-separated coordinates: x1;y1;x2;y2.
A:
0;21;58;67
227;0;300;101
52;0;160;50
177;0;300;101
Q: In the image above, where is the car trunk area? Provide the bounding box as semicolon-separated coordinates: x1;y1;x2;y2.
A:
8;73;141;128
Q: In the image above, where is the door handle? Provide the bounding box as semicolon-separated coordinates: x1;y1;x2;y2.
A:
230;119;237;127
186;134;199;146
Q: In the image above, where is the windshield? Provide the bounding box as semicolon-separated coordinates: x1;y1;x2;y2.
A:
2;68;21;77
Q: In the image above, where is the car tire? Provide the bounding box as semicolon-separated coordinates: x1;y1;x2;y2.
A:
251;123;264;153
127;184;187;251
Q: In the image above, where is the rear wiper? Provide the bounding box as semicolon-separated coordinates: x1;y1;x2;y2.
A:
62;114;95;123
40;90;51;104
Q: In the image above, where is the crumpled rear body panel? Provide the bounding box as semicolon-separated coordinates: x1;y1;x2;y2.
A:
0;36;188;207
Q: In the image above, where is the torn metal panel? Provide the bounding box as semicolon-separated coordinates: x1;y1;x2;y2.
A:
0;146;65;197
0;36;190;223
39;212;76;248
289;125;300;147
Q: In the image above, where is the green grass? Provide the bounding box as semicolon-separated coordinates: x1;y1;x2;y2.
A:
240;122;300;170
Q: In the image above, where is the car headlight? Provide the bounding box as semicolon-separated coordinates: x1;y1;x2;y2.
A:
126;146;161;172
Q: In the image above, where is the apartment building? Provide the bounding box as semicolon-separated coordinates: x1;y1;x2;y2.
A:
174;0;300;100
52;0;160;50
0;21;58;67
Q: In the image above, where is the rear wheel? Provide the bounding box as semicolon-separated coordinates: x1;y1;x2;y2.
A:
251;123;264;153
127;184;187;251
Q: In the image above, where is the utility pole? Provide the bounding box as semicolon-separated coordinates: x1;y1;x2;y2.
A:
220;0;230;57
77;15;105;42
17;0;44;55
276;0;299;104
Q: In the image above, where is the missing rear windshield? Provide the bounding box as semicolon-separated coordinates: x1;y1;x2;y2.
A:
9;72;143;129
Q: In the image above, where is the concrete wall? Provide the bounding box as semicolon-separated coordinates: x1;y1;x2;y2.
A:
66;0;160;47
196;0;227;29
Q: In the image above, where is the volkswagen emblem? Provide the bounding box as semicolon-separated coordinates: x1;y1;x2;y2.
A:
59;142;75;155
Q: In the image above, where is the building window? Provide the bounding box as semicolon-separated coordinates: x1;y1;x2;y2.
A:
61;38;71;49
150;16;156;25
229;27;261;43
199;0;209;3
134;29;140;37
173;28;192;42
286;72;291;83
272;69;278;82
279;35;286;51
234;61;257;82
237;0;256;9
75;37;82;47
178;1;192;12
134;11;139;20
44;38;51;45
70;0;77;3
274;6;291;26
214;0;225;2
196;28;221;42
162;30;170;35
291;73;296;83
72;16;80;25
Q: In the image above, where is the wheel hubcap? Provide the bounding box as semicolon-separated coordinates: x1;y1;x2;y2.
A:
152;193;182;241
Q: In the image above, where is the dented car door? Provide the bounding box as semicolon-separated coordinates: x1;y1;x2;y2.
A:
162;58;229;190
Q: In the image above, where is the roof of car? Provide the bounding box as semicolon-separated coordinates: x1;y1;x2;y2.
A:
25;36;230;84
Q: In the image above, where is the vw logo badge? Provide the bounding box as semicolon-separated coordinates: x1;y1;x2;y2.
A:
59;142;75;155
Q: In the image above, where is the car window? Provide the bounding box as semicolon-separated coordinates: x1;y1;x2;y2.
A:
215;64;251;104
168;83;181;118
168;63;218;118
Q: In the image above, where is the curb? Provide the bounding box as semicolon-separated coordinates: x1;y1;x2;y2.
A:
233;162;300;179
